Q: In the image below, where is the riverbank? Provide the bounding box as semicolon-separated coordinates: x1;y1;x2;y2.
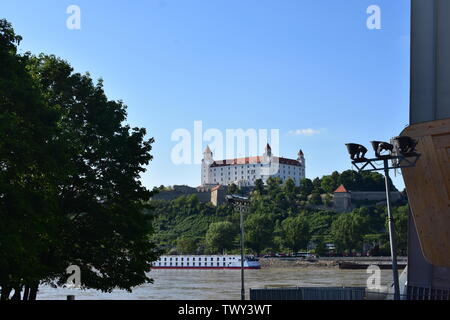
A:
259;257;408;269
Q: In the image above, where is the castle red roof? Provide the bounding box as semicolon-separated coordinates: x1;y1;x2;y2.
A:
210;156;301;167
334;185;349;193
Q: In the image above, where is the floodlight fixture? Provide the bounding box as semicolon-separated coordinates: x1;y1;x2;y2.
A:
345;135;421;301
345;143;368;161
370;141;394;159
391;136;419;157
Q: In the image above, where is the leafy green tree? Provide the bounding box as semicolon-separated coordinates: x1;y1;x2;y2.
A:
324;194;333;207
280;215;310;252
300;178;314;195
227;183;240;195
309;192;323;205
0;19;64;300
321;171;340;194
330;212;366;253
337;170;394;192
176;236;199;254
205;221;236;253
283;178;296;195
312;178;323;193
1;21;159;299
28;54;159;294
266;177;282;197
254;179;265;194
311;236;328;256
353;206;385;234
392;205;408;255
306;211;334;237
244;214;274;256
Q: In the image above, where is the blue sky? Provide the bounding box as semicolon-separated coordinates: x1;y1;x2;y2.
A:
1;0;411;189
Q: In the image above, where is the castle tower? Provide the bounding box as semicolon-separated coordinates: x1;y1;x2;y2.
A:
260;143;273;183
263;143;272;161
298;149;306;180
201;145;214;185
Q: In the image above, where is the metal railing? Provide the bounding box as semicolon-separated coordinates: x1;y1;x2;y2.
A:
250;287;366;300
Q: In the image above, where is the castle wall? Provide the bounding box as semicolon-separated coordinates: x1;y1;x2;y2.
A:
350;191;403;203
333;191;404;213
151;185;211;203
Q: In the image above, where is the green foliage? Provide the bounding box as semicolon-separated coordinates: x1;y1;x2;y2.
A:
324;194;333;207
306;211;335;237
244;214;274;255
312;178;324;193
205;222;237;254
309;192;323;205
227;183;240;195
279;215;310;252
392;206;408;255
310;236;328;256
1;19;63;299
254;179;265;194
335;170;396;192
176;236;199;254
151;174;406;258
0;20;158;299
330;212;367;254
321;171;340;194
300;178;314;195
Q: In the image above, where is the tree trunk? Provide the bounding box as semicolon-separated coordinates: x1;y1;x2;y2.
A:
0;286;12;300
11;287;22;300
23;286;30;301
29;283;38;301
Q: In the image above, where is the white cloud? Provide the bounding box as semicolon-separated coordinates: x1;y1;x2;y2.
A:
287;128;321;136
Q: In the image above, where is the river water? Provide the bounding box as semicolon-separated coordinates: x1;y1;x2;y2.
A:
37;268;395;300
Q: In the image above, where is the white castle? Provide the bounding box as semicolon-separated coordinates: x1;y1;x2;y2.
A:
201;144;305;187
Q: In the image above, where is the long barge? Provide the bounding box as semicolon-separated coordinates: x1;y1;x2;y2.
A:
151;255;261;269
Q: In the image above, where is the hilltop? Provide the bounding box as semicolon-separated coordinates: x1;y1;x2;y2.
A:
148;170;408;257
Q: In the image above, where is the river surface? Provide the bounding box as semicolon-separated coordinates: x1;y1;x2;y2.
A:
37;268;395;300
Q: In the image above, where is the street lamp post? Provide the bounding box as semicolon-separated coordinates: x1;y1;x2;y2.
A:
226;194;250;301
345;136;420;300
382;159;400;300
